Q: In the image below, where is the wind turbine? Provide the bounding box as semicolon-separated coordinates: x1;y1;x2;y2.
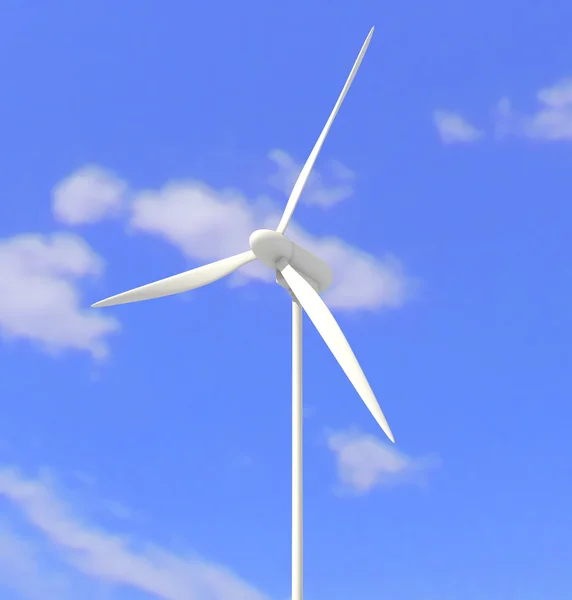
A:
92;27;394;600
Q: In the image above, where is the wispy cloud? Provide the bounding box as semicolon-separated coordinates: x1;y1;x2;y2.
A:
0;233;119;358
495;78;572;141
0;525;75;600
327;429;439;495
267;149;355;208
52;164;415;312
52;165;128;225
433;110;483;144
0;467;269;600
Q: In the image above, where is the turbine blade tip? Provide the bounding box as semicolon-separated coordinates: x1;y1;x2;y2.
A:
383;426;395;444
383;425;395;444
91;299;111;308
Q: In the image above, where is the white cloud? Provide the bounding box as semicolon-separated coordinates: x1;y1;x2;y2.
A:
0;467;269;600
52;156;414;311
433;110;483;144
0;233;119;358
129;179;414;311
129;180;276;286
131;181;264;262
267;149;355;208
327;429;439;495
52;165;128;225
495;78;572;141
286;225;412;310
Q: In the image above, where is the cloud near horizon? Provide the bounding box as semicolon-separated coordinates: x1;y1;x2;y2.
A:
0;467;269;600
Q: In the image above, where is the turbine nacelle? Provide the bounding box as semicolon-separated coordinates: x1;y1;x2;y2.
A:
248;229;333;293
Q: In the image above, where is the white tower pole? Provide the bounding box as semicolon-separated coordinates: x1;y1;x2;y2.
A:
292;298;303;600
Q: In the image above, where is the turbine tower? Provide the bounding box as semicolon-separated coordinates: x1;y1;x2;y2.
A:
92;27;394;600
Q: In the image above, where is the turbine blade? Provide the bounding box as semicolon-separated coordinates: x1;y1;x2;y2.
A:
92;250;256;308
279;263;395;443
275;27;374;235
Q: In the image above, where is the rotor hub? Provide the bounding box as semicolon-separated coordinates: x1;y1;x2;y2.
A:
249;229;293;270
249;229;333;293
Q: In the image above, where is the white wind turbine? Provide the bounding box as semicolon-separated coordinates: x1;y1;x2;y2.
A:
92;27;394;600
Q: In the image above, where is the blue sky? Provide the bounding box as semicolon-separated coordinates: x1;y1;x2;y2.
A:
1;1;571;599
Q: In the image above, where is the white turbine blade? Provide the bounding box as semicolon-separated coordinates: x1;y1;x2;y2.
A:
280;263;395;443
92;250;256;308
275;27;375;235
